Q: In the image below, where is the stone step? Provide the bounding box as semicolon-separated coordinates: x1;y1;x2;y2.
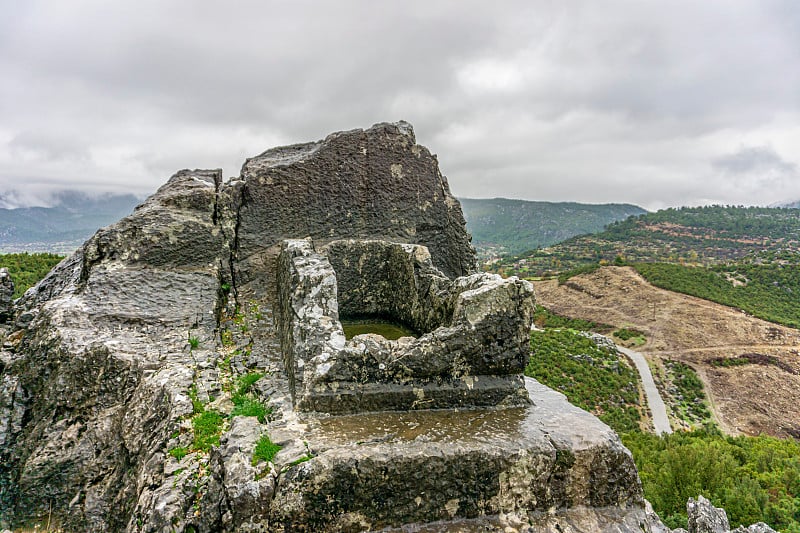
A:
267;378;651;532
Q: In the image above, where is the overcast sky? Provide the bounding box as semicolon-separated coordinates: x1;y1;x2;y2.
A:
1;1;799;211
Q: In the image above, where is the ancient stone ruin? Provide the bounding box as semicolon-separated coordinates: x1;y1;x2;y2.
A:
1;122;668;531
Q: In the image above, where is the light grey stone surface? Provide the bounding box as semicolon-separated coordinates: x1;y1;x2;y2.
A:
687;495;729;533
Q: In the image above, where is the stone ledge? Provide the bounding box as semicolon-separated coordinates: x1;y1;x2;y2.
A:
267;378;646;532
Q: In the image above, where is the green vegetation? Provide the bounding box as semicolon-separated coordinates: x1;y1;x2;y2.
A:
188;336;200;350
186;384;225;452
531;305;612;332
526;329;644;433
526;325;800;531
460;197;646;259
634;256;800;328
252;434;281;466
231;372;270;423
192;410;224;452
490;205;800;278
613;328;645;341
0;252;64;298
623;430;800;531
612;327;647;346
169;446;189;460
188;385;204;415
663;361;711;424
341;320;417;340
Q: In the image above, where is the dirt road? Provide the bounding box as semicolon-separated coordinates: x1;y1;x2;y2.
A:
618;346;672;435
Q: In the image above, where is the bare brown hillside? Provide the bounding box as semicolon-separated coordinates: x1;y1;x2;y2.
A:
534;266;800;438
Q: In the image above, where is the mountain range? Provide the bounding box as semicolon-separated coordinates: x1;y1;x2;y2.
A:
0;191;141;253
459;197;647;258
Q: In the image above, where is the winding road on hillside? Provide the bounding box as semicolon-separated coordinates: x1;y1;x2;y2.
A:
617;346;672;435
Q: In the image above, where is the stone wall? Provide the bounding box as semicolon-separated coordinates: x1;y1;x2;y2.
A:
276;238;535;414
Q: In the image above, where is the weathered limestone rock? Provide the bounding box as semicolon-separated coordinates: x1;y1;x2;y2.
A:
0;121;711;532
276;238;534;413
730;525;778;533
687;496;729;533
268;378;650;532
684;495;777;533
0;170;224;531
231;121;477;296
0;268;13;323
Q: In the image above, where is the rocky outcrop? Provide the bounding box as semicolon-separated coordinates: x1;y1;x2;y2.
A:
267;378;651;531
0;121;740;532
230;121;477;296
0;170;225;531
681;495;777;533
0;269;12;323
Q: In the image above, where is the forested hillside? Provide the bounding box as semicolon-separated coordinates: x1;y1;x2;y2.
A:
460;197;645;258
491;205;800;277
0;252;64;298
633;252;800;328
529;318;800;532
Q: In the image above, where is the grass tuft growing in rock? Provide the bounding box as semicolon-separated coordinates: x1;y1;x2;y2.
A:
231;372;270;423
188;336;200;350
192;410;224;452
169;446;188;460
252;434;281;466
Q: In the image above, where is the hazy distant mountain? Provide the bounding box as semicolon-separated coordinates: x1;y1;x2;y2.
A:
460;197;647;258
779;200;800;208
0;192;141;253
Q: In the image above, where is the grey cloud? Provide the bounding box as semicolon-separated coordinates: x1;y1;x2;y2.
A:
1;0;800;210
713;146;796;176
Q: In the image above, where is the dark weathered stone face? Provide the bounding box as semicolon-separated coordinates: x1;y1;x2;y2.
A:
0;268;13;322
232;121;477;285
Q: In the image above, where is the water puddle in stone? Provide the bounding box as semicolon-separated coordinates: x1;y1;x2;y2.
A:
314;407;528;445
341;320;417;340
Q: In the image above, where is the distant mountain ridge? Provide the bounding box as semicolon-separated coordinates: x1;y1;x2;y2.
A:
460;197;647;258
0;191;141;253
491;205;800;277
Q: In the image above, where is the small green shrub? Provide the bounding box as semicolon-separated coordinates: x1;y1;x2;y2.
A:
192;410;224;452
252;434;281;465
231;372;270;423
188;385;204;414
231;397;270;423
169;446;188;460
235;372;263;397
188;336;200;350
614;328;645;341
220;330;234;347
